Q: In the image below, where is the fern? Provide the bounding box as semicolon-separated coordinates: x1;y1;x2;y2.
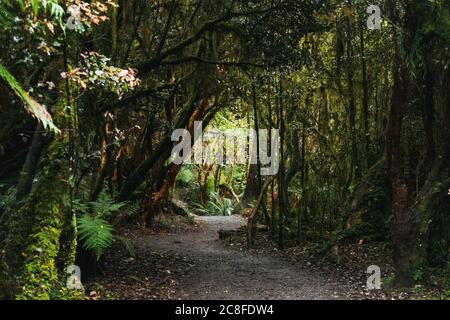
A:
78;215;113;261
193;192;235;216
0;1;63;133
75;197;127;261
89;198;126;219
73;199;89;215
0;62;60;133
0;3;13;26
0;0;65;33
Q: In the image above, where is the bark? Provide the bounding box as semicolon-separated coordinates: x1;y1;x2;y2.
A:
346;2;360;183
278;79;287;250
359;18;370;170
143;164;182;226
387;36;413;288
267;99;276;236
423;51;436;165
411;52;450;270
89;119;113;202
247;175;277;248
252;81;270;226
242;164;259;207
15;123;49;203
285;130;301;188
141;97;213;224
298;124;307;239
118;88;200;201
2;135;74;299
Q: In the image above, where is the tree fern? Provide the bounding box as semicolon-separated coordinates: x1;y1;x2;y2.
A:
78;215;113;261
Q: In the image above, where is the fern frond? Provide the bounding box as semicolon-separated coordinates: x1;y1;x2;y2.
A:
193;192;235;216
89;198;127;218
0;4;13;26
0;62;60;133
78;215;113;261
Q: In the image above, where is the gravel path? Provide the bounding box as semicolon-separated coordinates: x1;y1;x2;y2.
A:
135;215;344;300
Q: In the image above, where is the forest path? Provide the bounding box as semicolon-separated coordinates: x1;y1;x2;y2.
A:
133;215;344;300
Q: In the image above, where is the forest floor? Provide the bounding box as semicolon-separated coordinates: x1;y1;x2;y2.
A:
91;214;448;300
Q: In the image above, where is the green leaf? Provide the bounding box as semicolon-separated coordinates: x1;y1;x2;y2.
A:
89;197;126;218
0;62;60;133
78;214;113;261
0;3;13;25
30;0;39;16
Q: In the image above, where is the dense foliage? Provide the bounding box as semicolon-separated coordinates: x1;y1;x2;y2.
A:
0;0;449;299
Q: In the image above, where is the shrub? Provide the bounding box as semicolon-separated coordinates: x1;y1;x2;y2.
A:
194;192;235;216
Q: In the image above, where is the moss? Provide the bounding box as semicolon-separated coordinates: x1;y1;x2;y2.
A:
345;158;391;241
0;83;88;299
53;286;86;300
444;263;450;289
8;138;68;299
65;213;78;268
15;226;62;300
415;178;450;265
56;210;78;270
54;212;85;298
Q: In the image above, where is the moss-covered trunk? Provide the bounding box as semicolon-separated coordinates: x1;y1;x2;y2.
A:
1;84;81;299
2;135;68;299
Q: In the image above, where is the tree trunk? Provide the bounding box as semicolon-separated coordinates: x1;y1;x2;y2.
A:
298;124;307;240
2;135;74;299
252;81;270;227
118;88;200;201
359;18;370;171
277;79;286;250
15;124;49;203
89;119;114;202
387;33;413;288
346;2;360;183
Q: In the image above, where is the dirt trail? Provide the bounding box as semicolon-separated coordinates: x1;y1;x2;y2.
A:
133;215;345;300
